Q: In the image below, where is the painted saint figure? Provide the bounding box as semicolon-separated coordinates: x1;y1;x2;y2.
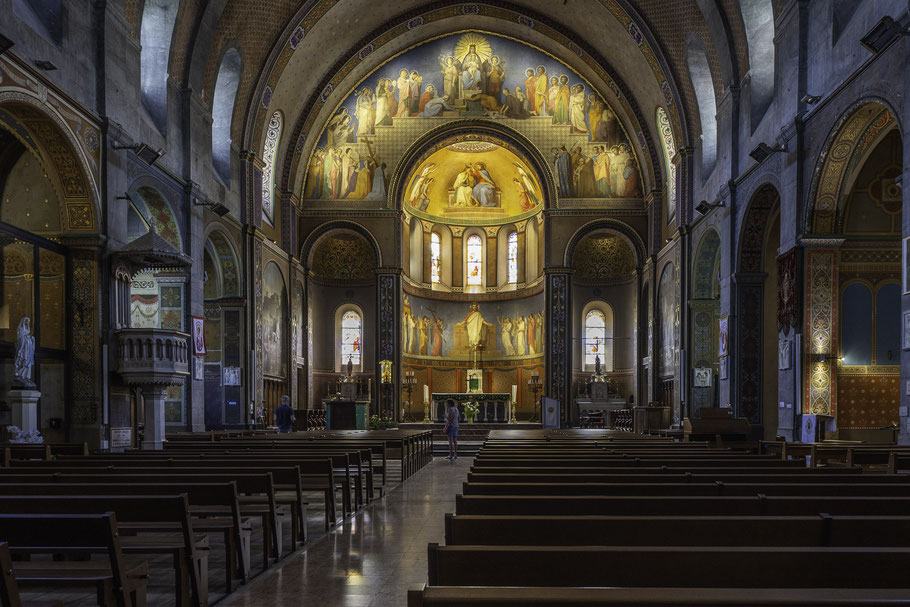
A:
452;165;475;207
431;317;446;357
498;315;515;357
470;162;497;207
459;303;486;349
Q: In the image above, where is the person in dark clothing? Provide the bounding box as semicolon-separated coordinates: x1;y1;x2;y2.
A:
273;395;296;433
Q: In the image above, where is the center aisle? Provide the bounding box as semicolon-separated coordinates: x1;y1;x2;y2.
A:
220;456;469;607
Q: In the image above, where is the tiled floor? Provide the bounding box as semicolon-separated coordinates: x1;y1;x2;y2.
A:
220;456;470;607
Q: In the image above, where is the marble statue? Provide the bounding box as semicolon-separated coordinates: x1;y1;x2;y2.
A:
13;317;36;388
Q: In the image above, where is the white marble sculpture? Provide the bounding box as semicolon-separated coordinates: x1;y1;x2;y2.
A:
13;317;36;388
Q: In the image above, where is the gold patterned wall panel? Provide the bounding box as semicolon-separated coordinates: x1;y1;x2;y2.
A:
805;250;837;415
836;373;900;429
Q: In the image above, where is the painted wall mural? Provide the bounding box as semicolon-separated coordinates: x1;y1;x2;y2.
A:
303;31;641;202
402;291;544;361
404;136;542;223
262;262;288;378
658;263;677;376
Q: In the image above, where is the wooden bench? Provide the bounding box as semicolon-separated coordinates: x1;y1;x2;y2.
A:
460;481;910;497
9;456;336;531
443;513;910;547
0;494;205;607
454;494;910;516
0;513;149;607
426;544;910;588
407;585;910;606
465;471;909;484
0;475;250;592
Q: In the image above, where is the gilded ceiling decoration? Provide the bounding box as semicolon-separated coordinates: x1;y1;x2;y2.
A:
573;233;636;280
311;235;376;280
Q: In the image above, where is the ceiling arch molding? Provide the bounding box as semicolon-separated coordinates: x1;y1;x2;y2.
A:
238;2;695;203
387;119;557;216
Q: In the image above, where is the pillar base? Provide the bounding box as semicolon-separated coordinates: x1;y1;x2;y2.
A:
8;389;41;434
141;386;168;450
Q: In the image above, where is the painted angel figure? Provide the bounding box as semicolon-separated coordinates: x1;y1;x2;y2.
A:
407;163;437;207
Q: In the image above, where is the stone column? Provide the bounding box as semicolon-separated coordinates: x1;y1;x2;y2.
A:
142;385;168;450
545;268;571;425
376;270;400;418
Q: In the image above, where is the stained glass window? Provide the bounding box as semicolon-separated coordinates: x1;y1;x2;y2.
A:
657;107;677;225
341;310;362;366
261;111;282;225
430;232;441;284
466;234;483;286
584;309;606;367
507;231;518;284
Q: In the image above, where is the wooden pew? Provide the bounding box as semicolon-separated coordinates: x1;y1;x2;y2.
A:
454;494;910;516
0;513;149;607
0;495;204;607
0;474;249;592
8;456;337;531
407;585;910;606
460;481;910;497
465;471;910;484
443;514;910;547
0;542;63;607
426;544;910;588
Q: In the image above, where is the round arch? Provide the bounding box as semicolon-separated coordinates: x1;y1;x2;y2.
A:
388;120;557;215
806;98;901;234
0;93;101;233
692;228;721;299
737;183;780;273
300;220;384;270
203;227;242;297
240;1;684;196
563;218;646;270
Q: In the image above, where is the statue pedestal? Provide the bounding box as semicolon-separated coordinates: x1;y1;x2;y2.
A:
9;389;41;433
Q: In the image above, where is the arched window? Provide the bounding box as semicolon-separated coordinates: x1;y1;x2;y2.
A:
741;0;775;129
584;310;606;367
430;232;441;284
686;41;718;176
139;0;178;132
507;231;518;284
466;234;483;286
841;283;872;365
340;310;362;366
656;107;677;224
212;48;242;185
261;111;282;225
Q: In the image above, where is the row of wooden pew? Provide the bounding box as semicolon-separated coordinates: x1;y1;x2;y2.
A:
0;428;431;606
409;429;910;606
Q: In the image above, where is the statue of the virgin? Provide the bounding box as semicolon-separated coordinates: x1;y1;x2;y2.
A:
13;317;36;388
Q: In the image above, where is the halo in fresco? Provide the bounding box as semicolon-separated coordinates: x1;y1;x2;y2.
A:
302;31;642;202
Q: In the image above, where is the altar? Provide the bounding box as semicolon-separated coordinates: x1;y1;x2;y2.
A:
432;392;510;423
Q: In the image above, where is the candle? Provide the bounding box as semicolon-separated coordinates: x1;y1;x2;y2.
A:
423;384;430;403
511;384;517;403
